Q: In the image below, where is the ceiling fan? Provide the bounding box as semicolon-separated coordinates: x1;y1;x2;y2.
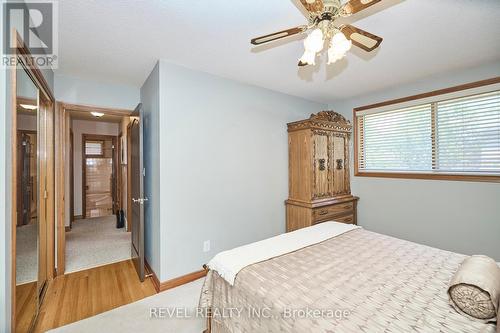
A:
250;0;384;67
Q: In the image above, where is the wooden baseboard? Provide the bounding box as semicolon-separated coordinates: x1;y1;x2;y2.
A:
64;226;71;232
145;259;207;293
144;260;161;292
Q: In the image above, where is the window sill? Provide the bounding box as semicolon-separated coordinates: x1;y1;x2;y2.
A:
354;171;500;183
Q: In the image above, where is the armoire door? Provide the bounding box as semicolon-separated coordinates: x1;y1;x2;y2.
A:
332;134;349;195
312;131;331;199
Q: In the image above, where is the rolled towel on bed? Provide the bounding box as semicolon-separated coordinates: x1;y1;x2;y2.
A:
448;255;500;323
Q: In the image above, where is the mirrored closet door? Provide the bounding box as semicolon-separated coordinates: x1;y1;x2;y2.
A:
14;59;53;332
15;63;41;333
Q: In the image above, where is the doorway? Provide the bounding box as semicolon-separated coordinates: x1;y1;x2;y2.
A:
56;104;135;275
82;135;117;219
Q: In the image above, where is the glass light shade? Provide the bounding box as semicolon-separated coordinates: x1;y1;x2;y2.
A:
299;29;325;66
91;112;105;117
327;31;352;64
20;104;37;110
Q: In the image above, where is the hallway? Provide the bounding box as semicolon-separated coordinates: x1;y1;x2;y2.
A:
65;216;131;273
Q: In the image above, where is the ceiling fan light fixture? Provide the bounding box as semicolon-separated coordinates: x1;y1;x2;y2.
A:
299;28;325;66
327;31;352;64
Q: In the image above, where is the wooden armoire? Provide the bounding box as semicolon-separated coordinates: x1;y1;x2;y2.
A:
286;111;359;232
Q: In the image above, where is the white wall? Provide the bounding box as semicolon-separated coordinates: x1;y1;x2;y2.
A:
55;74;140;110
155;61;327;280
71;119;119;220
329;61;500;261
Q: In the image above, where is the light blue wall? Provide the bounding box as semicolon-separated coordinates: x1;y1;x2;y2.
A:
329;61;500;260
140;63;161;274
157;61;327;280
55;74;140;109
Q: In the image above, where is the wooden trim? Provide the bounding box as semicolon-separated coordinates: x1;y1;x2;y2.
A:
355;172;500;183
144;260;207;293
56;102;66;276
353;77;500;183
15;33;55;102
144;260;161;293
11;32;18;331
69;128;74;226
160;270;207;291
126;122;132;232
65;226;71;232
353;77;500;112
117;132;123;212
61;102;133;116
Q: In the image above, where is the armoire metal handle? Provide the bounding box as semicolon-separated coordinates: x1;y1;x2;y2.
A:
336;159;344;170
318;159;326;171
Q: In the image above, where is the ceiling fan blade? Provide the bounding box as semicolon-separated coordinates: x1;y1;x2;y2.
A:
299;0;324;13
341;25;383;52
342;0;382;15
251;26;307;45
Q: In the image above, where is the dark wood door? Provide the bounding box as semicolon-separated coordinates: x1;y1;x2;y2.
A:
130;104;145;281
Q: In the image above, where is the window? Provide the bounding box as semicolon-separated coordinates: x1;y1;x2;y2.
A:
355;80;500;182
85;140;104;156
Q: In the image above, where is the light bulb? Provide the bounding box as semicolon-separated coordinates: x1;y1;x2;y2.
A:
299;29;325;66
299;50;317;66
91;112;105;117
327;31;352;64
299;29;325;65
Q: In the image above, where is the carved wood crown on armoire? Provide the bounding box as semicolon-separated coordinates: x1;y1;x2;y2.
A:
286;111;359;232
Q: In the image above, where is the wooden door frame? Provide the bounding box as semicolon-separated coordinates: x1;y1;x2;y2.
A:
126;122;133;232
10;30;56;332
82;134;118;219
55;104;133;276
69;129;74;228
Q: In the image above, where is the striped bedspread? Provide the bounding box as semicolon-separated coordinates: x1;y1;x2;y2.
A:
200;228;497;333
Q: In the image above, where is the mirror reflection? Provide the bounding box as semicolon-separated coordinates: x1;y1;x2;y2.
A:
15;64;39;332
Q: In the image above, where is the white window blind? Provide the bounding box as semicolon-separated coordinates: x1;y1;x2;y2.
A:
85;141;103;156
360;104;432;171
436;91;500;173
357;89;500;176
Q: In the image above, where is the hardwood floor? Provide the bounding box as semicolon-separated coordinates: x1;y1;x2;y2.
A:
33;260;156;332
16;282;37;333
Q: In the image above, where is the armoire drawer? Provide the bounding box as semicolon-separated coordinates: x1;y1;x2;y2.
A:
333;214;354;224
313;202;353;221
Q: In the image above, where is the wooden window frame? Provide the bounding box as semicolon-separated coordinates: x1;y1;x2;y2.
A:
353;77;500;183
84;139;105;157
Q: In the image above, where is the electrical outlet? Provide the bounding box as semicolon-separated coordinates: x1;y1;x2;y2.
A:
203;240;211;252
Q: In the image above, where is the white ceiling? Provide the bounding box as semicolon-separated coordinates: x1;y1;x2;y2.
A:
56;0;500;104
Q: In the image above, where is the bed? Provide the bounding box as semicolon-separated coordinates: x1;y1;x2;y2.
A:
200;223;498;333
